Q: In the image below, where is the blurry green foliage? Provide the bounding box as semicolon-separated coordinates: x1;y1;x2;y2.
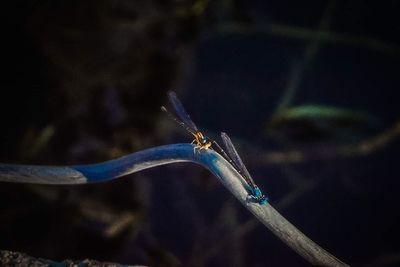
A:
268;105;381;142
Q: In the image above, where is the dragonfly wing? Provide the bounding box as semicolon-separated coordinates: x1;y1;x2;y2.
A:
167;91;199;132
161;106;197;136
220;132;254;184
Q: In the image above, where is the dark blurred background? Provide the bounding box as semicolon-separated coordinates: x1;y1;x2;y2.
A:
1;0;399;266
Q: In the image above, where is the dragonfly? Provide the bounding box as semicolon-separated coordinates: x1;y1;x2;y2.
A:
161;91;229;154
220;132;268;205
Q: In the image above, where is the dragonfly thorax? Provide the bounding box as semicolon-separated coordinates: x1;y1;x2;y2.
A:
193;132;212;149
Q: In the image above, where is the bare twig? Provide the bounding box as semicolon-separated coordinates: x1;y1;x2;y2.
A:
0;144;349;266
0;250;146;267
247;120;400;165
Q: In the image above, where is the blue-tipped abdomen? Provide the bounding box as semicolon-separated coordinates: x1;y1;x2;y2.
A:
252;186;268;205
253;186;263;198
259;195;268;205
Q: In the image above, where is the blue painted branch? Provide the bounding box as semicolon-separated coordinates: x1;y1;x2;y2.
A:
0;143;348;266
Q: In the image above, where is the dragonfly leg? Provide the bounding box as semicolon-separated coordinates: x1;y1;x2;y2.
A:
193;144;206;154
245;194;257;204
193;144;202;154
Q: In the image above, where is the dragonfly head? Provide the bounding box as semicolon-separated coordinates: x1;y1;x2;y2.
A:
193;132;212;149
196;133;210;144
201;136;209;144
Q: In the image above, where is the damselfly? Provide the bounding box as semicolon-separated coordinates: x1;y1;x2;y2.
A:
220;132;268;205
161;91;227;154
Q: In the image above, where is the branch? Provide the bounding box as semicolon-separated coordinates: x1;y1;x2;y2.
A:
0;250;144;267
0;144;349;266
249;120;400;165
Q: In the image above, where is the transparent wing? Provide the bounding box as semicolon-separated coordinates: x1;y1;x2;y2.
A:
161;106;197;136
220;132;256;187
167;91;199;132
